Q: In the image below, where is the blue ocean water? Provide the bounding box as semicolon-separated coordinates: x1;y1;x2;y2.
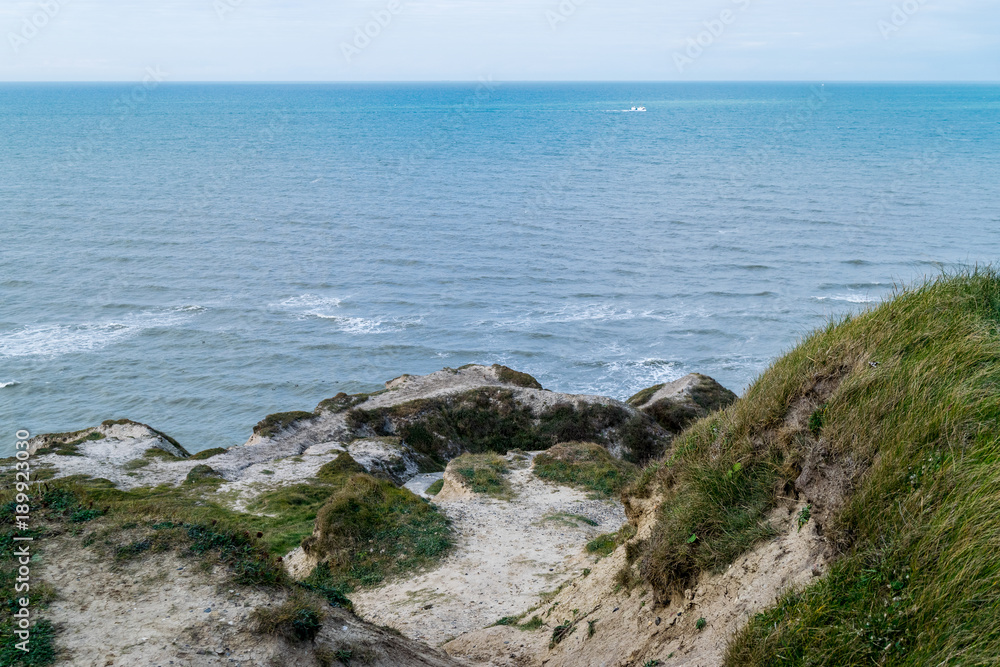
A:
1;82;998;455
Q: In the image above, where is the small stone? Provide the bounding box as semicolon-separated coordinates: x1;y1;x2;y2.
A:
655;617;661;626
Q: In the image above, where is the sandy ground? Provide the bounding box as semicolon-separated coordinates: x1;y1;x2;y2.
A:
445;498;828;667
39;529;464;667
351;453;625;647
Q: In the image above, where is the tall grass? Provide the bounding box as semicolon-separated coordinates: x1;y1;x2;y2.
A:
633;271;1000;665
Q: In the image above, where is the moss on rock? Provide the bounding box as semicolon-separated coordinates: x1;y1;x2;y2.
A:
347;388;664;466
492;364;544;389
254;411;316;438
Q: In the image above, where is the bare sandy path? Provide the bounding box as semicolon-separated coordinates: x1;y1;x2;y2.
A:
351;454;625;646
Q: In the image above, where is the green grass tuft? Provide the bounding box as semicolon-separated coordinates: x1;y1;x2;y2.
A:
316;452;367;482
533;442;637;497
425;479;444;495
586;524;636;557
250;591;323;642
302;474;452;591
451;453;511;497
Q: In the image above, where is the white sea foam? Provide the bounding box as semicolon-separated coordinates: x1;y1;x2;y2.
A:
276;294;344;318
278;294;420;334
314;315;390;334
813;294;878;304
0;308;201;359
0;381;18;389
497;304;640;329
580;358;683;400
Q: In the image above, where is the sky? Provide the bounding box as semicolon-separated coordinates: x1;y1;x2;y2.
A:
0;0;997;81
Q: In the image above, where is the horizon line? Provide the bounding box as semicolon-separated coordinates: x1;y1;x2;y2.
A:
0;79;997;84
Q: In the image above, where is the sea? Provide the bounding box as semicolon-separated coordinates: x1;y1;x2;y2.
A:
1;82;998;455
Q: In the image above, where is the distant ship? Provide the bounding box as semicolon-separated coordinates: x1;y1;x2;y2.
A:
629;106;647;112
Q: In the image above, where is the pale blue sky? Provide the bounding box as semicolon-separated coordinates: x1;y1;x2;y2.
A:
0;0;996;81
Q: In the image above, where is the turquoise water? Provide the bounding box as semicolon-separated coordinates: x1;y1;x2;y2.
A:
1;82;998;454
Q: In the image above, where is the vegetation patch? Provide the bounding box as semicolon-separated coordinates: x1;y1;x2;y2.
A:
49;431;105;456
347;388;663;467
629;272;1000;665
302;474;452;591
190;447;228;460
450;453;511;497
586;524;637;558
184;464;224;486
317;452;367;482
250;591;324;642
316;392;373;414
540;512;599;528
550;620;575;648
492;364;543;389
533;442;637;497
493;613;545;631
627;384;665;407
638;376;738;435
254;411;316;438
425;479;444;495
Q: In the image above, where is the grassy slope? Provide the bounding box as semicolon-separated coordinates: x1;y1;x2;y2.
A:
632;272;1000;666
